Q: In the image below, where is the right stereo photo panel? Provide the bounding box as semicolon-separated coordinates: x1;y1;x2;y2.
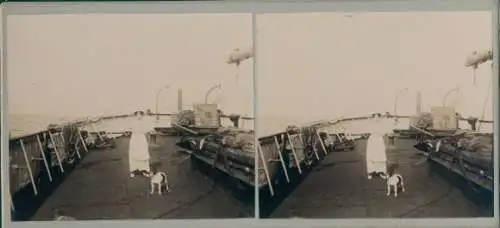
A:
254;11;494;219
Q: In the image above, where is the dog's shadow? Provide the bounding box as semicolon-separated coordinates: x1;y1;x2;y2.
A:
314;160;360;172
77;158;122;170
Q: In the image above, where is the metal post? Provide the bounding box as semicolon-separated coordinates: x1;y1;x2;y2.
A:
156;85;171;121
156;91;160;121
299;129;319;161
19;139;38;195
472;68;476;85
178;88;183;112
74;142;82;159
394;88;409;117
49;132;65;173
336;132;344;144
274;136;290;183
10;194;15;212
257;142;274;196
416;90;422;114
327;133;337;153
204;84;222;104
477;76;492;131
78;129;88;153
316;131;328;155
286;133;302;174
59;130;65;144
442;87;460;107
91;123;105;142
36;135;53;182
389;134;395;147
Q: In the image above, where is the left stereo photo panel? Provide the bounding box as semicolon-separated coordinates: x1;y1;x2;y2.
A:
5;13;255;221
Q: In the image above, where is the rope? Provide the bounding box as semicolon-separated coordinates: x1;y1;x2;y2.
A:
235;65;239;83
477;74;492;131
472;67;476;85
398;170;454;217
399;149;491;217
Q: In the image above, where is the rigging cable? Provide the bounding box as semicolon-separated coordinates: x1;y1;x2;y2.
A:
384;141;458;217
398;168;454;217
477;70;493;131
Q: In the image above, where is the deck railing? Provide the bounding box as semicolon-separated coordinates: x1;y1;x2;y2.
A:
8;125;90;213
257;126;329;196
8;111;146;213
8;110;256;212
9;111;489;205
256;114;493;196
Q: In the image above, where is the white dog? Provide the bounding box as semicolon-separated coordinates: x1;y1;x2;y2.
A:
381;172;405;197
148;171;170;195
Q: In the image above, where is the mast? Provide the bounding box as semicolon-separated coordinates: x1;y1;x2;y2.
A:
416;91;422;114
177;88;183;112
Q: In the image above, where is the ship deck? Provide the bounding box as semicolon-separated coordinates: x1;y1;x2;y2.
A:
25;135;254;220
261;138;493;218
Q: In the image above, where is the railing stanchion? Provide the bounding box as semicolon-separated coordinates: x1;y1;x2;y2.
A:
92;123;105;142
19;139;38;195
301;129;319;161
274;135;290;183
328;134;337;150
49;132;65;173
316;131;328;155
257;141;274;196
287;133;302;174
36;134;53;182
10;194;15;212
59;130;65;144
75;142;82;159
78;129;88;153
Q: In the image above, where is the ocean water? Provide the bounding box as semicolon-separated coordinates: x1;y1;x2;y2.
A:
256;116;308;137
8;114;255;139
256;116;494;138
255;117;405;137
8;114;81;139
8;113;491;140
85;115;254;132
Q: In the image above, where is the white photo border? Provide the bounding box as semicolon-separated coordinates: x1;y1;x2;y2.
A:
1;0;498;228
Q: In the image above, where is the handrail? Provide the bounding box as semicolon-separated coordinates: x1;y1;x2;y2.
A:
257;113;493;140
8;109;493;202
8;111;140;141
256;112;494;197
8;108;255;217
10;110;256;142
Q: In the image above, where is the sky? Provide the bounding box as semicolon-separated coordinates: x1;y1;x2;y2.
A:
4;11;496;136
256;11;494;127
6;13;253;118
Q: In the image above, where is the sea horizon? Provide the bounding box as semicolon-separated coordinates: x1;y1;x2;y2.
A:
8;112;493;140
7;112;255;139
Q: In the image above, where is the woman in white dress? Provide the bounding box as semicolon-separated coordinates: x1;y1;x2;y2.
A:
128;115;152;177
365;115;390;179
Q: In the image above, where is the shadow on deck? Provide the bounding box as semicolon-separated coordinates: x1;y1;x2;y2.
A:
260;138;493;218
13;136;254;221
